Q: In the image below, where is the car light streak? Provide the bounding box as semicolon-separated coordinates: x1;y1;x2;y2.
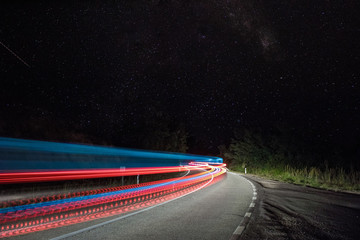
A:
0;166;214;215
0;165;207;184
0;137;223;171
0;169;189;210
0;165;226;238
0;138;226;238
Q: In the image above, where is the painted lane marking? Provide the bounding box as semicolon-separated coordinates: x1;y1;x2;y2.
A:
230;172;257;240
233;226;245;235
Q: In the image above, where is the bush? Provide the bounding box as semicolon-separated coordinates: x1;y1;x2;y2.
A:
225;128;360;191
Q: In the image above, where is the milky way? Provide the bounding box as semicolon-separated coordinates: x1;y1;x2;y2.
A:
223;0;281;59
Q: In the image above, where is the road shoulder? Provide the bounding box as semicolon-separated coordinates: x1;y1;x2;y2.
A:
241;174;360;240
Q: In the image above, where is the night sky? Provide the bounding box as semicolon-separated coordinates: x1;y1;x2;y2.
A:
1;1;359;156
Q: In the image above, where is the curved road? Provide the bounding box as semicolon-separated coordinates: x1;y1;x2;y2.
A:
12;172;253;240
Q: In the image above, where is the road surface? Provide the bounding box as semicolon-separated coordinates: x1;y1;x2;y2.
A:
10;172;254;240
241;174;360;240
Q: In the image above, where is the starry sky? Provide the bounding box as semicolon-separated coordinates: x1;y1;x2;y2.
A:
0;0;359;156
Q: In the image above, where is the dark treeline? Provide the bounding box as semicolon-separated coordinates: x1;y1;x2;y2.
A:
221;126;360;190
222;126;360;171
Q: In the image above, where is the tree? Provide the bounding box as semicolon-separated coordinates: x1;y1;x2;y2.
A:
226;128;289;169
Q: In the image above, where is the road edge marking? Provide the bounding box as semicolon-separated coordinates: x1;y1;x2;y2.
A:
229;172;257;240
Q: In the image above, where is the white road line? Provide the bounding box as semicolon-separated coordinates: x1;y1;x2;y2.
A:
233;225;245;235
230;172;257;239
51;171;214;240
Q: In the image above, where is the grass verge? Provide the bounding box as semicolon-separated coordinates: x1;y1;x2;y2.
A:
230;164;360;192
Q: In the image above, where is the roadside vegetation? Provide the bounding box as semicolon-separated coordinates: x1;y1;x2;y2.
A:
221;127;360;192
231;164;360;191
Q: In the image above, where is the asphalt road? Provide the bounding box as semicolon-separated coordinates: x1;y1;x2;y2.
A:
11;172;254;240
241;175;360;240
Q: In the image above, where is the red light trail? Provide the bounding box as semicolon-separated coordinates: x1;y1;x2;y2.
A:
0;165;210;184
0;164;226;238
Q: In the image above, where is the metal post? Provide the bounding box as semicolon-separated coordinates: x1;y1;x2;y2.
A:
137;174;139;185
245;168;247;174
120;167;125;186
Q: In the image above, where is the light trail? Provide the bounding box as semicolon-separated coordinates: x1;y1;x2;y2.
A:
0;165;226;238
0;137;226;238
0;165;205;184
0;137;222;171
